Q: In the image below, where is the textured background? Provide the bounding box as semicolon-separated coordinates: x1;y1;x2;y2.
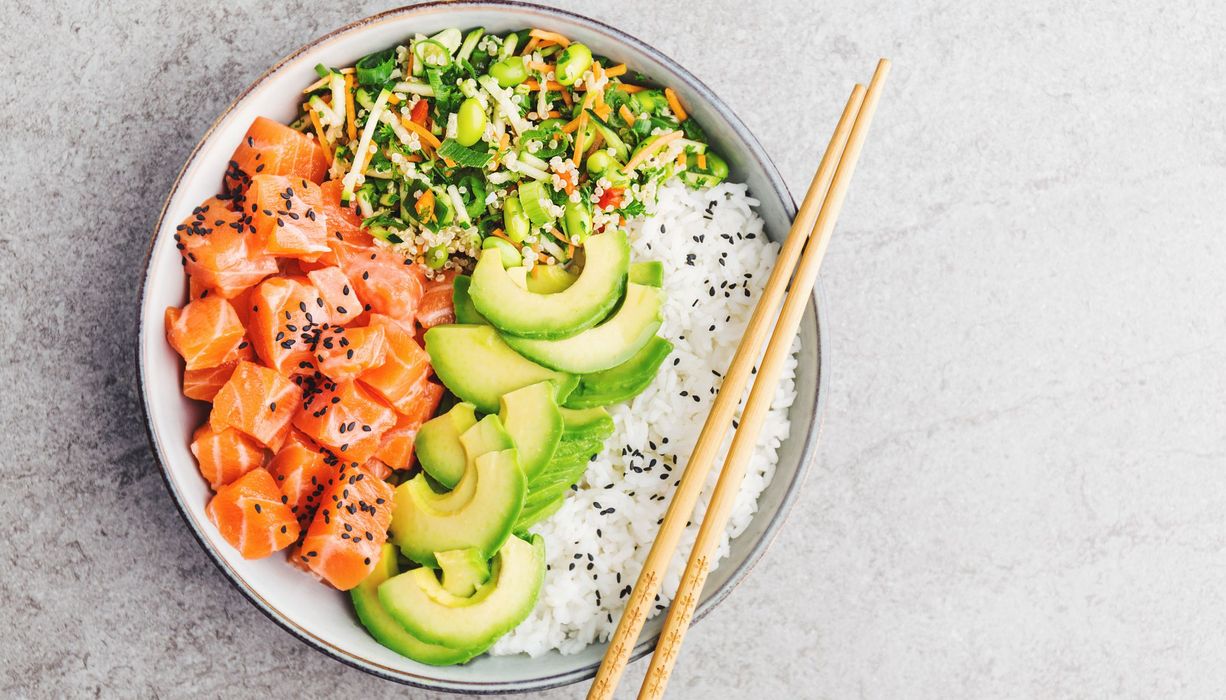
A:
4;0;1226;697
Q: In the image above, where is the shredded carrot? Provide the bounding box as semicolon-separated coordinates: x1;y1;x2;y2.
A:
406;154;423;163
339;67;355;75
619;104;636;125
622;130;684;173
344;75;357;142
387;93;401;105
571;91;597;168
559;87;573;107
567;243;575;257
664;87;688;121
696;152;707;170
619;84;647;93
593;63;605;82
529;29;571;47
400;116;442;150
559;170;576;196
605;63;627;78
498;132;510;152
307;107;333;165
594;103;612;121
561;115;583;133
547;227;569;244
528;61;554;72
676;150;687;168
415;189;435;220
489;228;518;245
525;79;567;92
545;110;562;118
520;37;541;56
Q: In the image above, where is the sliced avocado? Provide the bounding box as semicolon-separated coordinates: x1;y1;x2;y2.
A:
426;325;578;413
351;544;483;666
514;493;565;531
379;533;546;650
502;283;664;373
415;403;478;489
549;437;605;462
419;414;513;496
522;453;593;510
452;276;489;325
469;229;630;339
559;406;615;441
390;447;526;567
564;336;674;409
527;265;578;293
629;261;664;287
436;548;491;597
498;382;563;481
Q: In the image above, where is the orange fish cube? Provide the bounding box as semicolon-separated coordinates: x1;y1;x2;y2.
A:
206;468;300;559
191;424;267;489
358;315;433;414
307;266;363;326
247;174;330;260
165;296;246;370
224;116;329;197
293;380;397;464
268;436;338;529
314;325;387;383
210;360;303;450
375;378;444;470
248;277;331;376
296;462;395;590
177;197;278;299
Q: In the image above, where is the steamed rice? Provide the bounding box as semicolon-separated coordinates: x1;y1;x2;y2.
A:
491;182;801;656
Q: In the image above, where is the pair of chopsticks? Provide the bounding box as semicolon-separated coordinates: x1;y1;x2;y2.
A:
588;58;892;700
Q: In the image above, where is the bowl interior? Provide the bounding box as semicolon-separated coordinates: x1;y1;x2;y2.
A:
139;2;822;693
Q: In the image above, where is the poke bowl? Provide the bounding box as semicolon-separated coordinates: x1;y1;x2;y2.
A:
137;1;826;693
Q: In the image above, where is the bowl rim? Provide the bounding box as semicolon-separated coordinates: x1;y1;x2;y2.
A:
136;0;828;693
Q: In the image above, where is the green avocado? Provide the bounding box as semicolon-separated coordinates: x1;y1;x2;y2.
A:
379;533;546;650
452;276;489;325
628;261;664;287
425;324;578;414
502;283;664;373
498;382;563;481
514;493;566;531
390;446;526;567
351;544;484;666
564;336;674;409
559;406;615;441
527;265;578;293
469;229;630;339
436;548;491;597
414;403;478;489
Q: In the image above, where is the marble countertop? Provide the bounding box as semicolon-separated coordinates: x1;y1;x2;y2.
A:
5;1;1226;697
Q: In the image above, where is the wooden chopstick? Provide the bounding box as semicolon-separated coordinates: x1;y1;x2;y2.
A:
587;77;873;700
636;58;891;700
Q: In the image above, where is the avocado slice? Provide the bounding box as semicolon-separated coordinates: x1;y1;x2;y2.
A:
559;406;615;441
426;325;578;414
514;493;566;531
414;403;479;489
564;336;674;409
498;382;563;481
418;414;513;495
436;548;491;597
390;447;526;567
379;533;546;650
502;283;664;373
452;276;489;325
629;261;664;287
469;229;630;339
527;265;578;293
351;544;484;666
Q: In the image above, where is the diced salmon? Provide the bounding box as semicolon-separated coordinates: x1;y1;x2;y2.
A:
182;340;254;402
165;296;246;370
320;179;373;252
176;197;278;298
248;277;331;376
375;378;445;470
313;325;387;383
191;424;267;489
358;314;433;414
295;462;395;590
307;266;363;326
268;435;338;530
337;245;425;326
362;458;393;481
416;270;457;329
206;467;300;559
246;175;330;261
293;379;397;464
224;116;329;196
210;360;303;450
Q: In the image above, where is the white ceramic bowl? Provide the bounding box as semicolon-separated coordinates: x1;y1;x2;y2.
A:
137;1;825;693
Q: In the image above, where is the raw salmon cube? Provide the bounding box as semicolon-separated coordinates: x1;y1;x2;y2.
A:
191;424;267;489
314;325;387;383
206;467;300;559
165;296;246;370
416;270;457;329
183;340;253;402
358;315;433;414
176;197;278;298
293;379;397;464
247;175;330;260
338;246;424;326
210;360;303;450
375;378;444;470
248;277;331;376
295;462;395;590
307;267;363;326
268;435;338;530
224;116;329;196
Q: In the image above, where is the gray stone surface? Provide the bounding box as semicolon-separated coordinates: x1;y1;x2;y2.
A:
4;0;1226;697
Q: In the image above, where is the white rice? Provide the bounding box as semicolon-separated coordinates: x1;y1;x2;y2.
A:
491;182;801;656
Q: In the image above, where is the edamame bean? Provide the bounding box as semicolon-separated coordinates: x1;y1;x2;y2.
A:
562;199;593;243
586;150;614;175
556;43;593;86
425;245;449;269
456;97;487;146
489;56;528;87
482;236;523;267
503;195;530;242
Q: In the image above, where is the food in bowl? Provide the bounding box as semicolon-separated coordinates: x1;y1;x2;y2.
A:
162;24;798;665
